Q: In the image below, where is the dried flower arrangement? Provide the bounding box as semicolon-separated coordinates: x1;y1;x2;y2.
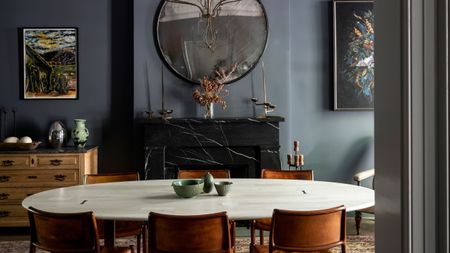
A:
192;64;237;117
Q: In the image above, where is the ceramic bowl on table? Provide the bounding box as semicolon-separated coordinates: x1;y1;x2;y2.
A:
214;181;233;196
172;179;204;198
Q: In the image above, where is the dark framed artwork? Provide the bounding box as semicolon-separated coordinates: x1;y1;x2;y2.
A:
333;0;374;110
21;28;78;99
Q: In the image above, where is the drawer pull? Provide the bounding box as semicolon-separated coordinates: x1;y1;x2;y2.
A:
2;160;14;166
50;159;63;166
27;175;38;179
0;211;10;217
0;193;9;200
0;176;10;182
54;174;67;181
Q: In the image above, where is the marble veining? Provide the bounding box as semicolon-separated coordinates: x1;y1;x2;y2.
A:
141;117;284;179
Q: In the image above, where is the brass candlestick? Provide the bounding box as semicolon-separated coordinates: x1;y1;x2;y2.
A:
287;140;304;170
159;65;173;119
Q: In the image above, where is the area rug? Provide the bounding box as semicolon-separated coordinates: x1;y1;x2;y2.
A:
0;235;374;253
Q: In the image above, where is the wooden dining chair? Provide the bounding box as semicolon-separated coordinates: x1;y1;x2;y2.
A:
250;206;347;253
148;211;233;253
251;169;314;246
353;168;375;235
27;206;133;253
177;169;231;179
85;172;146;253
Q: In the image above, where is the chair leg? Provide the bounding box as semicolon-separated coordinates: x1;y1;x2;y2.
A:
143;224;148;253
229;220;236;253
29;243;36;253
341;243;347;253
355;211;362;235
137;233;141;253
259;229;264;245
250;220;256;246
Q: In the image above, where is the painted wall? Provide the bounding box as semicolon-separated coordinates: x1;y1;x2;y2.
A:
0;0;134;172
133;0;374;183
0;0;373;182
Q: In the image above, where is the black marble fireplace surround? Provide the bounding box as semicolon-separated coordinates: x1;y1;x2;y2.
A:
140;117;285;179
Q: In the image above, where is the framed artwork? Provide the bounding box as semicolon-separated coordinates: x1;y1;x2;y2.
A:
21;28;78;99
333;0;374;110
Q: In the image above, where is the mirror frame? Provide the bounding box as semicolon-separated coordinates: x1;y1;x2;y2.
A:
153;0;269;85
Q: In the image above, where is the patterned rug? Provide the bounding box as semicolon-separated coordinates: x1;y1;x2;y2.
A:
0;235;374;253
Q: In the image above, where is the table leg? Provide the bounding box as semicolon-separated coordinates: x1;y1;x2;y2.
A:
103;220;116;250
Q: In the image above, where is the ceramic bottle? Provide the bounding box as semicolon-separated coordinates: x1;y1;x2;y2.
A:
202;172;214;193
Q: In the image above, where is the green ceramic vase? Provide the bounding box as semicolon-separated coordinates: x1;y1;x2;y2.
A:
72;119;89;148
202;172;214;193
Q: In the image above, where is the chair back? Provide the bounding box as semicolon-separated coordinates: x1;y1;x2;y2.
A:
149;212;232;253
261;169;314;180
85;171;139;184
28;206;100;253
178;169;230;179
270;206;346;252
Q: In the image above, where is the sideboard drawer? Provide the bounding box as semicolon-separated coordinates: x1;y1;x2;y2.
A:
0;170;79;187
0;187;52;204
0;147;97;227
0;156;30;169
0;204;27;219
36;156;79;168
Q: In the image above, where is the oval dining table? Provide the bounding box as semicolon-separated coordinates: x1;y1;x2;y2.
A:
22;178;374;250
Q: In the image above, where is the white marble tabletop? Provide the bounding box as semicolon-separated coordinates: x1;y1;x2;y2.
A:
22;179;374;221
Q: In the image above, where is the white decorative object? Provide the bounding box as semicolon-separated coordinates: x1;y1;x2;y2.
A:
3;136;18;143
18;136;32;143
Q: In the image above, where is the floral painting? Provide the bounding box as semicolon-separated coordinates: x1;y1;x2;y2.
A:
333;1;374;110
22;28;78;99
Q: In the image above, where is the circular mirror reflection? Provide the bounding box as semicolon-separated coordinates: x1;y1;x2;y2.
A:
154;0;268;84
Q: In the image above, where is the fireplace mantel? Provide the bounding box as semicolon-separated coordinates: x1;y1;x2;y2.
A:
139;116;284;179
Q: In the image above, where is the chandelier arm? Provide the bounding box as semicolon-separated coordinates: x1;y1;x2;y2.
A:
212;0;242;16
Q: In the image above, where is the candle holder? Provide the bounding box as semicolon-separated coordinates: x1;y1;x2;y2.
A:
159;65;173;120
287;140;304;170
251;61;276;118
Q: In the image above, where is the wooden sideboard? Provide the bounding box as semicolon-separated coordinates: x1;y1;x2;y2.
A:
0;146;97;227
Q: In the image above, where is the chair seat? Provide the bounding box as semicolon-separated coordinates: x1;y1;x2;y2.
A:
100;246;133;253
254;218;271;230
250;244;332;253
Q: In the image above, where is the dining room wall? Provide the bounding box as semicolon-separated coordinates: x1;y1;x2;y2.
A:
133;0;374;183
0;0;134;172
0;0;373;182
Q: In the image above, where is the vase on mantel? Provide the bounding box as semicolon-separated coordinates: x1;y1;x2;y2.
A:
204;103;214;119
72;119;89;148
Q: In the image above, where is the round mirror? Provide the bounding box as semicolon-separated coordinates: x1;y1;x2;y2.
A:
154;0;268;84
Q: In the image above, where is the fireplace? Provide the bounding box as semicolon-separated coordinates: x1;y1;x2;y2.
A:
139;117;284;179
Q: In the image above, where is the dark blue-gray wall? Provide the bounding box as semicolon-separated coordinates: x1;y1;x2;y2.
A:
134;0;374;182
0;0;373;182
0;0;134;171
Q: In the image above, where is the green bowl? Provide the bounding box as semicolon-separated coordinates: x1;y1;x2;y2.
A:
172;179;204;198
214;181;233;196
